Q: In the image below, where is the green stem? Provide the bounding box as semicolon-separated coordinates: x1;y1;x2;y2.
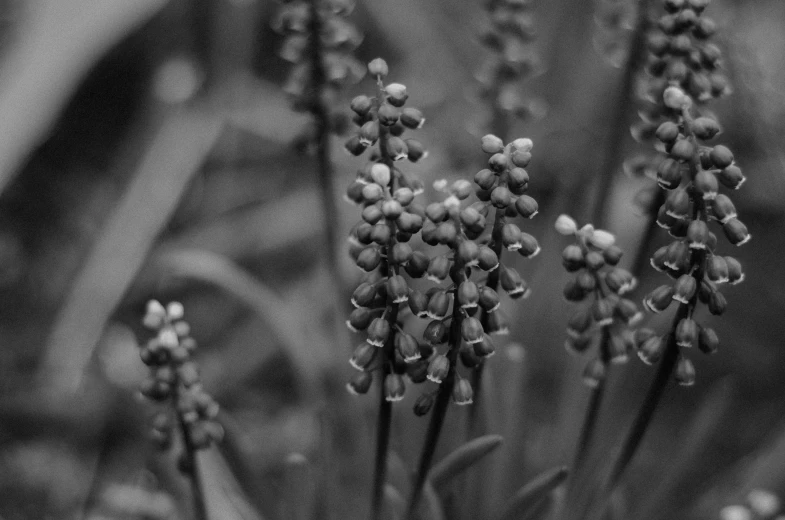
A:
178;414;208;520
589;0;653;228
407;281;465;519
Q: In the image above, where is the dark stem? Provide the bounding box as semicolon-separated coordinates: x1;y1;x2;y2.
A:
308;0;341;287
572;327;611;473
178;414;209;520
589;0;653;228
407;282;465;519
369;75;401;520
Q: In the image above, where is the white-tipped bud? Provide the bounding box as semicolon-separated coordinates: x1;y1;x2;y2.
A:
555;214;578;235
747;490;780;518
370;163;391;186
443;195;460;211
143;300;167;329
433;179;448;192
510;138;533;153
663;86;690;110
166;301;184;320
589;229;616;250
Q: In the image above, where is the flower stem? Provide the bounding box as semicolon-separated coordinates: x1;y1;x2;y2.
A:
178;414;208;520
407;281;465;518
571;328;610;473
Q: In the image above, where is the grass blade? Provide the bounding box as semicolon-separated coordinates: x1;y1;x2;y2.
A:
496;466;568;520
37;107;223;394
430;434;504;491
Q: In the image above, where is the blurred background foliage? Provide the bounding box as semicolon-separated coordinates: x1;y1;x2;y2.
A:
0;0;783;519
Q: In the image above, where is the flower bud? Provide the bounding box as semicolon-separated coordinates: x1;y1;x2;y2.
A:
655;121;680;143
382;199;403;220
555;214;578;235
452;378;474;405
673;274;697;304
665;188;691;219
461;316;484;344
724;256;744;284
473;334;496;358
638;335;666;365
457;240;480;266
709;145;734;168
565;334;593;354
359;121;379;146
350;95;373;116
400;107;425;129
691;117;720;140
663;86;689;109
356;247;381;271
344;135;367;156
507;168;529;192
426;291;451;320
350;343;378;370
458;280;480;309
385;83;408;107
697;326;719;354
500;266;530;298
605;268;636;294
657;158;682;190
351;282;377;308
366;317;391;347
592;298;615;326
664;240;689;271
423;320;448;345
584;251;605;271
386;136;409;160
562;244;585;271
687;219;709;249
404;138;427;163
413;392;435;416
427;255;450;282
711;194;737;224
675;318;698;348
674;356;696;386
478;286;501;313
385;374;406;402
490;186;512;208
427;355;450;383
395;333;421;363
386;275;409;304
405;251;430;278
708;290;727;316
370;162;391;186
644;284;675;313
368;58;388;77
407;290;429;319
481;134;505;154
362;204;383;225
488;153;509;173
144;300;166;330
435;220;458;245
474;169;497;191
706;255;729;283
485;310;509;335
671;139;695;162
515;195;538;218
695;170;719;202
477;245;500;271
717;165;746;189
582;359;606;388
501;223;523;251
347;308;372;332
616;298;643;325
518;233;541;258
723;218;750;246
563;279;587;302
347;370;373;395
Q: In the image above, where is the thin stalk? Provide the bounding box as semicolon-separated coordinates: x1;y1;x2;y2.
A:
369;74;401;520
589;0;653;228
178;412;208;520
407;278;465;519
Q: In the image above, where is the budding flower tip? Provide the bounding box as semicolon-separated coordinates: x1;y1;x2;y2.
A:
426;375;443;384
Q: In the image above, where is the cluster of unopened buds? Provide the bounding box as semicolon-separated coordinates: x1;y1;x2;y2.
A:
720;490;783;520
626;0;729;181
636;82;748;385
556;215;641;386
592;0;636;68
273;0;364;144
138;300;222;463
475;0;544;121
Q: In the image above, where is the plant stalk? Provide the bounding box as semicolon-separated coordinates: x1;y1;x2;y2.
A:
179;414;209;520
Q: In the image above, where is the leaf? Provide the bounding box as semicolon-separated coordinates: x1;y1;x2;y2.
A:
429;434;504;491
198;448;267;520
151;248;333;400
421;481;446;520
0;0;167;194
37;107;224;394
385;484;406;520
496;466;569;520
282;453;315;520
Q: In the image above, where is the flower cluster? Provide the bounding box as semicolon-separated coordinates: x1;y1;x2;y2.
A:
556;215;641;386
625;0;730;182
636;82;748;384
475;0;544;123
273;0;364;141
720;490;783;520
344;58;429;406
138;300;222;460
473;134;541;337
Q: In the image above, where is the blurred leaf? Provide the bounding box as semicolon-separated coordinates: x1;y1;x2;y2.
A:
496;466;568;520
385;484;406;520
38;106;224;394
152;248;332;400
422;481;446;520
429;434;504;491
0;0;167;194
198;448;266;520
282;453;314;520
